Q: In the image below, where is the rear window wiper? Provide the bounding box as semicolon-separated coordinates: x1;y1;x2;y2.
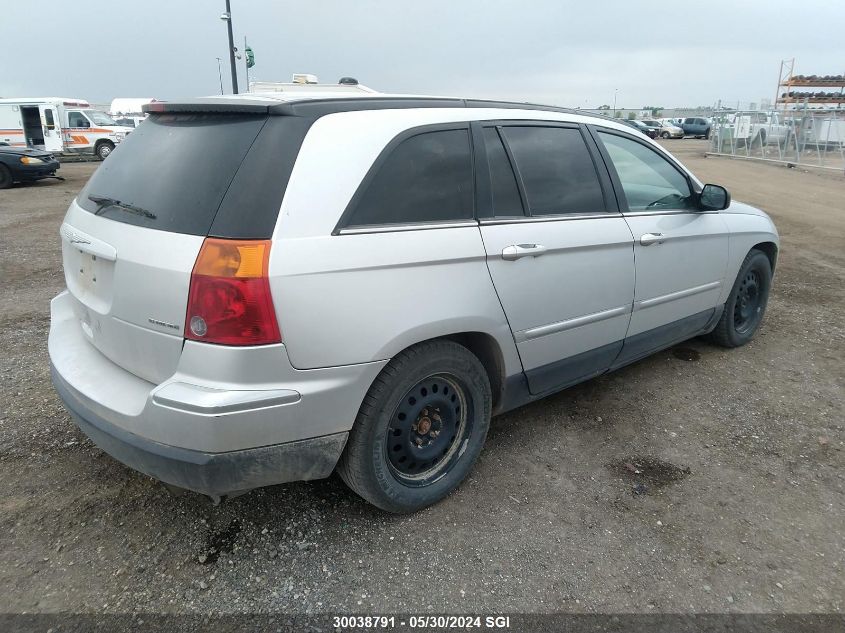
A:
88;194;157;220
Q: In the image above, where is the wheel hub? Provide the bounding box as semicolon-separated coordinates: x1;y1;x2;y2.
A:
734;270;761;331
386;375;468;480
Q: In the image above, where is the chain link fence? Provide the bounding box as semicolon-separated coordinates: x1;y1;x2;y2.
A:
708;103;845;172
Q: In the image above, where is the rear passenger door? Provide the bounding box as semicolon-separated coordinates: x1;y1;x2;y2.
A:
476;122;635;395
591;127;730;365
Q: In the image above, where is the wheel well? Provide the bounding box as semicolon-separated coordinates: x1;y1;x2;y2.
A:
94;139;114;152
752;241;778;272
440;332;506;410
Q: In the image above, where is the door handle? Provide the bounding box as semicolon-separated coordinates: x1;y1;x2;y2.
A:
502;243;547;261
640;233;665;246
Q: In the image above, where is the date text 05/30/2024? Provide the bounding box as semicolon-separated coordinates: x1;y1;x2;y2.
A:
333;615;511;629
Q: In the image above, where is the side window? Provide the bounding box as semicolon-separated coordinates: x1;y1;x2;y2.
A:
598;131;694;211
482;127;523;216
44;109;55;130
68;111;89;128
345;129;473;227
500;126;605;215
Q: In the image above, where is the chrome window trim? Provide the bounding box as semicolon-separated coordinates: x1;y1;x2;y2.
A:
479;211;622;226
337;221;479;235
623;209;718;217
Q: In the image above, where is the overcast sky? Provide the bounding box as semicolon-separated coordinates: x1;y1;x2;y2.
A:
2;1;843;109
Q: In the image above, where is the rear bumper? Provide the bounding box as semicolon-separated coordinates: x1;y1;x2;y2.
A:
49;289;387;496
52;364;347;498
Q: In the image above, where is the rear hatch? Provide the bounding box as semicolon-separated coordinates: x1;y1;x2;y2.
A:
60;106;312;384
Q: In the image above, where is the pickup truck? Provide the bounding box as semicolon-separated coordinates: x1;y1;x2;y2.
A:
736;112;792;146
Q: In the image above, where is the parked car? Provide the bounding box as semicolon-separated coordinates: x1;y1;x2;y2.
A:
0;142;61;189
643;119;684;139
622;119;659;138
680;117;712;139
49;93;779;513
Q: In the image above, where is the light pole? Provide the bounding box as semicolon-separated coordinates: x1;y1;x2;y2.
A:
215;57;224;94
613;88;618;115
219;0;238;94
243;36;249;92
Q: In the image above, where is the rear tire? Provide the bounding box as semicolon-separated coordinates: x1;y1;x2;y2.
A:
705;249;772;348
661;131;670;139
337;340;492;513
95;141;114;160
0;164;11;189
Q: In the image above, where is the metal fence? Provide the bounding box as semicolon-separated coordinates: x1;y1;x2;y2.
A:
708;104;845;172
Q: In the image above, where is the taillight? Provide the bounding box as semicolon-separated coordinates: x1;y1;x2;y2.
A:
185;238;281;346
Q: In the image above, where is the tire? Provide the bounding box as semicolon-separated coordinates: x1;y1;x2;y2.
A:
95;141;114;160
0;164;12;189
661;131;670;139
705;249;772;348
704;129;711;140
337;340;492;513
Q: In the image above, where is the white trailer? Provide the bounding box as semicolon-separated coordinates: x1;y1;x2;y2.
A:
109;98;156;128
0;97;133;159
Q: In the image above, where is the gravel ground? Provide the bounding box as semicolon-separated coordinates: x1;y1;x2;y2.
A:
0;139;842;616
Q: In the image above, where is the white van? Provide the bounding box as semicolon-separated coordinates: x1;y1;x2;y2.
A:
0;97;134;159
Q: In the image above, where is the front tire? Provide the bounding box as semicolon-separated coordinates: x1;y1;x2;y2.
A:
705;249;772;348
337;340;492;513
95;141;114;160
661;131;670;139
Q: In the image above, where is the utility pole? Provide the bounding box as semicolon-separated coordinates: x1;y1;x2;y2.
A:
244;36;249;92
220;0;238;94
215;57;224;95
613;88;618;115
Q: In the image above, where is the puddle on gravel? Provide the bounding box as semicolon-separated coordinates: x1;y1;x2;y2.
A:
199;519;241;565
608;457;692;494
672;347;701;361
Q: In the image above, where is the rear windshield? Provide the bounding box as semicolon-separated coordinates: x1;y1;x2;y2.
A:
78;113;313;238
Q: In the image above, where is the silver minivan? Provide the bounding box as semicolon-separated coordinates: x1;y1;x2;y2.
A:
49;93;778;512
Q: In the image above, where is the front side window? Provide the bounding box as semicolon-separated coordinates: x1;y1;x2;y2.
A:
67;111;89;128
598;131;694;211
346;129;473;227
500;126;605;215
85;110;118;126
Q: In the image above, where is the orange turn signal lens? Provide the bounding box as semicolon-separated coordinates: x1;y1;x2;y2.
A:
192;239;269;278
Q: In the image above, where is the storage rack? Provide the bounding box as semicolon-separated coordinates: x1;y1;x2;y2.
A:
776;58;845;107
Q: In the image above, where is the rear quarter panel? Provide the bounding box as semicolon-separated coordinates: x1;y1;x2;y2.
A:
267;109;526;375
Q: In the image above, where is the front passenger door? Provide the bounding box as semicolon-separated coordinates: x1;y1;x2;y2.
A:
593;128;730;365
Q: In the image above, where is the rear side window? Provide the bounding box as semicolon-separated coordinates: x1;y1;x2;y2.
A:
78;113;312;238
500;126;605;215
482;127;523;216
344;129;473;227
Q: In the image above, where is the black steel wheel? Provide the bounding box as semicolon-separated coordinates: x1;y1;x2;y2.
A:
385;373;471;486
733;269;762;334
705;249;772;348
337;340;492;513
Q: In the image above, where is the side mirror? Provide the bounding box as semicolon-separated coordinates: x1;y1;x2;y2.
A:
699;184;731;211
